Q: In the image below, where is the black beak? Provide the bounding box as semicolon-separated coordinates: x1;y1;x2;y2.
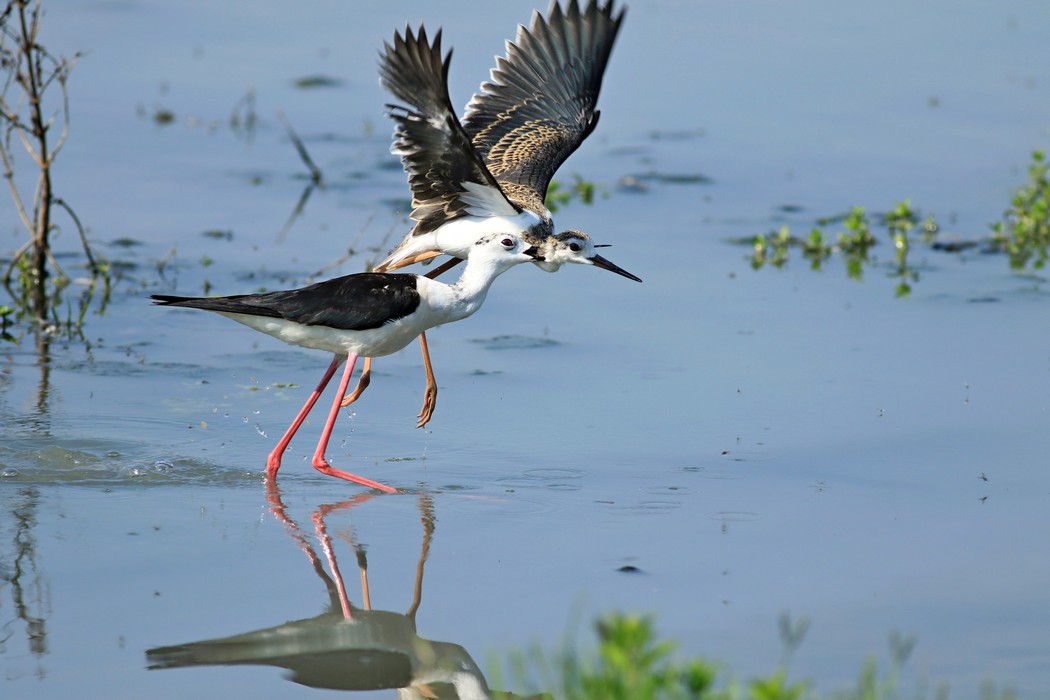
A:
590;254;642;282
524;245;545;262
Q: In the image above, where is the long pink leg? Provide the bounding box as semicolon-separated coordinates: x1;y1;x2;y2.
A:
312;511;354;619
266;355;342;479
311;353;398;493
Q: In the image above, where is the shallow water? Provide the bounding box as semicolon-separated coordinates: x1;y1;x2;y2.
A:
3;0;1050;697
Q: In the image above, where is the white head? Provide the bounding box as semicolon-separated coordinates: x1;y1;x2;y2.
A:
466;233;545;273
535;230;642;282
444;234;544;313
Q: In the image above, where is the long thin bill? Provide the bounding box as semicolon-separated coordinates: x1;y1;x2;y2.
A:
589;254;642;282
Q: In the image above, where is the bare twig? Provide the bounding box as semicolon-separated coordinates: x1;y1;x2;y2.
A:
229;86;257;142
275;180;317;244
53;196;101;273
273;110;325;242
0;0;105;330
277;109;322;184
3;238;32;283
0;131;34;233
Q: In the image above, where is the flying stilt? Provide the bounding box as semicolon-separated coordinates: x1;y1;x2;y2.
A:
153;234;542;493
343;0;639;428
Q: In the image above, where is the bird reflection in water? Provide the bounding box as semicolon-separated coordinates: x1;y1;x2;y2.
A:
146;483;546;699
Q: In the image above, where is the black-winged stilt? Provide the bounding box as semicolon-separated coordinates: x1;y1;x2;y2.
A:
153;234;542;493
345;0;639;427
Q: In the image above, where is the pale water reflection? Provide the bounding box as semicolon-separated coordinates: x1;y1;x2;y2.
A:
147;487;542;698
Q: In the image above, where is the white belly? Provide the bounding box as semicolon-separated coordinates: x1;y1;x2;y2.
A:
218;311;441;358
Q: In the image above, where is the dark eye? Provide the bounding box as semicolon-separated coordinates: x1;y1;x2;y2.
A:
501;237;514;248
569;242;582;253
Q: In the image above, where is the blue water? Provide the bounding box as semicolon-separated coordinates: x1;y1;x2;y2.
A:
3;0;1050;697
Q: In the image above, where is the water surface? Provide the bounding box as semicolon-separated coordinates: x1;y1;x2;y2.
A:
3;1;1050;697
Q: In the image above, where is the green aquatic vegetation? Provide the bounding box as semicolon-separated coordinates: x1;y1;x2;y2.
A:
152;107;176;125
743;150;1050;296
546;174;603;213
291;74;343;89
990;150;1050;270
751;225;792;270
801;228;833;269
0;303;15;341
883;201;921;297
747;202;930;297
496;613;720;700
494;613;1017;700
837;206;878;281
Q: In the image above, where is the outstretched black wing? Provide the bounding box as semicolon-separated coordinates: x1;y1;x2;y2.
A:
463;0;625;198
380;26;519;234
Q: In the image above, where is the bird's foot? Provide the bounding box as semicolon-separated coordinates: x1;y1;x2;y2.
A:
340;369;371;408
265;452;283;480
311;456;398;494
416;384;438;429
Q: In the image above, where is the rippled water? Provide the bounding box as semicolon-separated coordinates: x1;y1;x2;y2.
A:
3;0;1050;698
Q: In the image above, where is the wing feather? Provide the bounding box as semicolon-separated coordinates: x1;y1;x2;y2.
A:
463;0;625;197
151;274;423;332
379;26;519;234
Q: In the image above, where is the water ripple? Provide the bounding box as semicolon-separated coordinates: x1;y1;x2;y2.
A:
0;442;262;487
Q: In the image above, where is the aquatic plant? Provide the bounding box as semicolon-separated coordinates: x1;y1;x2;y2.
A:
746;201;936;298
743;149;1050;296
546;173;602;213
494;612;1018;700
0;0;109;336
990;149;1050;270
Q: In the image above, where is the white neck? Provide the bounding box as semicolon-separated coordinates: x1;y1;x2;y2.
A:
438;253;517;322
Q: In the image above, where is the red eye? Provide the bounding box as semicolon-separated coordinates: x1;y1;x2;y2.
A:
501;238;514;248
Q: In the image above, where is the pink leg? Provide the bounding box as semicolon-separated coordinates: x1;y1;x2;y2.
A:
312;511;354;620
311;353;398;493
267;355;343;479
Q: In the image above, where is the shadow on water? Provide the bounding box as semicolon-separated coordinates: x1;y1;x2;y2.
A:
145;483;545;699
